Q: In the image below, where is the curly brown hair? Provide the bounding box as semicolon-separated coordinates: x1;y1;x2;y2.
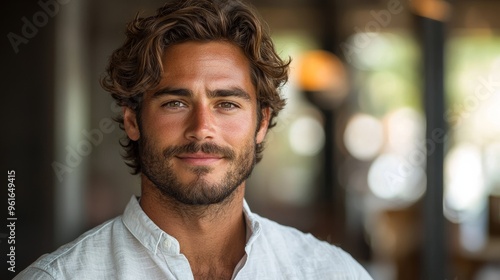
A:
101;0;290;174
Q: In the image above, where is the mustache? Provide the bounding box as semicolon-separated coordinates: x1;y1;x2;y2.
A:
163;142;236;160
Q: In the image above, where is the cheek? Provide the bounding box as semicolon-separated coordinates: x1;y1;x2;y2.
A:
220;117;256;143
141;110;183;141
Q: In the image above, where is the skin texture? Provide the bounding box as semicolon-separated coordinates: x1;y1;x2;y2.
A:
123;41;270;279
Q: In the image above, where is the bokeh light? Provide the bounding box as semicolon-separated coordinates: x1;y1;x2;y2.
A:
444;143;486;222
384;108;425;155
344;113;384;161
368;153;426;205
288;116;325;156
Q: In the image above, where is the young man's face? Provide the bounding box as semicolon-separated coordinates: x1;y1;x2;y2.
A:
124;41;270;205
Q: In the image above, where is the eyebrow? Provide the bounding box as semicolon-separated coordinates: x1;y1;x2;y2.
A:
152;88;192;98
152;87;251;101
208;88;251;100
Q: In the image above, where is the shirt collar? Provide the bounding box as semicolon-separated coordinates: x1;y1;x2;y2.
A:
122;196;179;255
242;199;262;251
122;196;262;255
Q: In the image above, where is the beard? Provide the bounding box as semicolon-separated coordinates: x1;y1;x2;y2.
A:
139;137;257;206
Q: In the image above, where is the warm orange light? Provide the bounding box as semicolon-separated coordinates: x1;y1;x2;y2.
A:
411;0;451;22
297;50;346;92
296;50;348;108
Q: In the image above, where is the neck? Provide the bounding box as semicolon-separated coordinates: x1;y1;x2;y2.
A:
139;175;247;275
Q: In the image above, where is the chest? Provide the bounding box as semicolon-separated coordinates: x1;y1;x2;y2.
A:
192;263;235;280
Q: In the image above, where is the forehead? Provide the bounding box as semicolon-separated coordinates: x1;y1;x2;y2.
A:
156;41;255;96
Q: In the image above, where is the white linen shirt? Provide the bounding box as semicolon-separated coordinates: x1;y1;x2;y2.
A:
15;196;372;279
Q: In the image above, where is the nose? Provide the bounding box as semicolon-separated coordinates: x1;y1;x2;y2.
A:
184;104;215;141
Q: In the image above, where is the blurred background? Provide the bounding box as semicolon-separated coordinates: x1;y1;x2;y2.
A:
2;0;500;279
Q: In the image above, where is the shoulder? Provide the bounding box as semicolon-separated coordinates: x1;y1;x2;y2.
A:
15;217;124;280
255;214;339;256
251;214;372;279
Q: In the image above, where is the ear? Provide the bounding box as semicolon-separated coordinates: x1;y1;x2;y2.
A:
123;107;140;141
256;107;271;144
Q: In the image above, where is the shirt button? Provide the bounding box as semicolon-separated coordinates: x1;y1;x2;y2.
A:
164;239;172;248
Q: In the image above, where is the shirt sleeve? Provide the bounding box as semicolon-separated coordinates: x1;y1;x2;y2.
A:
13;267;56;280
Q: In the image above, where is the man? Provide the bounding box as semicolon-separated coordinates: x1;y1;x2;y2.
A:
16;0;372;279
